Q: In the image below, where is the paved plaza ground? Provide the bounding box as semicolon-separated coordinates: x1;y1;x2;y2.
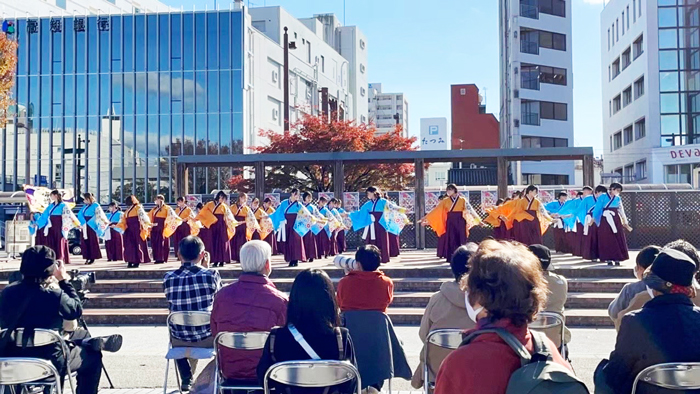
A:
91;325;617;393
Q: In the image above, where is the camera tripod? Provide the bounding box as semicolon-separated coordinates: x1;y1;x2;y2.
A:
76;295;115;389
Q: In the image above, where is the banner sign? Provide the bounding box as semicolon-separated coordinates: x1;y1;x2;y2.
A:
343;192;360;212
425;191;441;213
399;191;415;214
264;193;281;208
185;194;202;210
481;191;498;210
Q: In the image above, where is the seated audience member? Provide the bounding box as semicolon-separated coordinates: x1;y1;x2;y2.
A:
211;240;288;384
433;240;571;394
594;249;700;394
0;246;122;394
257;269;357;394
337;245;394;312
411;243;478;389
528;244;572;350
607;245;661;327
163;236;222;392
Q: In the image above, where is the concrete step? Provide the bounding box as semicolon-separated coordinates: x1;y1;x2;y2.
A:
567;277;635;293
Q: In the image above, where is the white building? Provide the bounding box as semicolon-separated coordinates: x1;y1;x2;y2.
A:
601;0;700;186
499;0;575;185
368;83;409;136
420;117;451;187
0;0;169;16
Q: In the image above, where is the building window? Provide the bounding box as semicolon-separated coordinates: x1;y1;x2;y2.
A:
521;100;540;125
624;125;634;145
540;101;567;121
616;18;619;41
634;76;644;99
540;65;567;85
307;41;312;63
360;115;366;123
633;35;644;59
621;47;631;69
623;86;632;107
539;0;566;17
613;95;622;113
520;0;539;19
359;39;366;49
360;87;366;97
614;131;623;150
360;63;365;73
612;58;620;78
252;20;266;32
460;88;466;95
522;174;569;185
520;29;539;54
610;136;614;152
608;29;611;50
635;118;646;140
636;160;647;180
622;11;625;35
522;136;568;148
521;64;540;90
639;0;642;18
624;164;634;182
540;30;566;51
612;23;616;47
627;6;630;29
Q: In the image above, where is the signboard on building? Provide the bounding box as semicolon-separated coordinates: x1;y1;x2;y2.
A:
420;117;449;151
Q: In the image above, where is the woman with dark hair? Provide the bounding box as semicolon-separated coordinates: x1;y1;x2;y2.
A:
35;190;79;264
148;194;183;264
300;192;320;262
422;184;481;260
349;187;407;264
507;185;553;245
195;191;237;267
172;197;197;257
578;185;607;262
105;201;124;261
257;269;357;393
77;192;105;265
270;189;307;266
434;240;572;394
331;199;348;254
230;192;254;263
593;183;633;266
116;195;152;268
255;197;277;253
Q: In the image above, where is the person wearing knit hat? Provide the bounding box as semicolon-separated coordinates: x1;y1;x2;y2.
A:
19;245;58;282
595;248;700;394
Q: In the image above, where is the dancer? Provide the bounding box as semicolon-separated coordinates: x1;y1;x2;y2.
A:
35;190;79;264
256;197;277;253
594;183;633;266
117;195;152;268
331;198;348;254
422;184;481;260
484;198;511;240
105;201;124;262
301;192;321;262
148;195;182;264
508;185;553;246
545;192;569;254
557;190;586;257
196;191;237;267
172;197;198;257
269;189;308;267
230;192;252;263
579;185;606;262
349;186;407;264
77;192;109;265
315;197;340;259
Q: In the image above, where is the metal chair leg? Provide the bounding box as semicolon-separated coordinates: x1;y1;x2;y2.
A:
163;359;170;394
174;360;183;394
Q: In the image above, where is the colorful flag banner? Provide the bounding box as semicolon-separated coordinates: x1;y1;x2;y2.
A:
24;185;76;212
343;192;360;212
539;190;555;204
425;191;442;213
293;204;315;237
481;191;498;210
264;193;281;207
185;194;202;210
318;192;334;202
399;191;415;214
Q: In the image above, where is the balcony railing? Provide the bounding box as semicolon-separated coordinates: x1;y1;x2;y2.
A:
520;4;539;19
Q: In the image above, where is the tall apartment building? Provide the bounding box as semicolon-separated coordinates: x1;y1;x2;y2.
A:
602;0;700;186
368;83;409;136
499;0;575;185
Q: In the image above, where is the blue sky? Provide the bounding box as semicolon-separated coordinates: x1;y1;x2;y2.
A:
163;0;608;156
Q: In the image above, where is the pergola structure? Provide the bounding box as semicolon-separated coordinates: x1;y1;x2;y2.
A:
176;147;595;248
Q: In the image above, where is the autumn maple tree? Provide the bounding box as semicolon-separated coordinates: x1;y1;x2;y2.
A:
0;33;18;128
251;115;418;192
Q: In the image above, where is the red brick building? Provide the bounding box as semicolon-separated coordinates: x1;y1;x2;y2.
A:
451;84;500;150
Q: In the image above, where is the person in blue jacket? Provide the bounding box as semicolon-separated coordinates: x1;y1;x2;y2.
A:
545;192;569;253
77;192;103;265
269;189;306;267
593;183;633;266
349;186;406;264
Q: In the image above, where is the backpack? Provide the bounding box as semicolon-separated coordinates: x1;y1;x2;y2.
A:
461;328;589;394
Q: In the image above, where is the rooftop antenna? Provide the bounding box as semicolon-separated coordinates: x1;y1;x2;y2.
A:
343;0;346;25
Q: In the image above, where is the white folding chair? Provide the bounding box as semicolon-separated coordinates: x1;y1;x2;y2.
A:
213;331;269;394
423;329;464;394
0;358;63;394
0;328;77;394
263;360;362;394
632;362;700;393
164;311;216;394
529;311;567;359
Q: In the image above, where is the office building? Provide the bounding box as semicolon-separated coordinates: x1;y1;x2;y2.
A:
499;0;575;185
368;83;409;136
0;3;366;201
0;0;169;17
602;0;700;186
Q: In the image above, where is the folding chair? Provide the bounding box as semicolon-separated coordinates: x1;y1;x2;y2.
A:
164;311;216;394
632;362;700;393
423;329;464;394
0;358;63;394
263;360;362;394
0;328;77;394
529;311;567;359
213;331;269;394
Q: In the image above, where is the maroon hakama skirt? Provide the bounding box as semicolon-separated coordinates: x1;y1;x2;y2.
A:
283;214;306;262
150;217;170;263
38;216;71;264
596;208;630;262
553;227;568;253
210;214;231;264
582;217;599;261
199;226;213;255
366;212;391;264
328;231;339;256
124;216;150;265
80;216;102;260
315;232;330;259
105;228;124;261
492;223;507;240
513;210;542;246
303;232;318;261
230;215;247;262
565;229;579;257
337;230;347;254
439;211;467;260
575;223;585;257
389;233;400;258
256;229;278;255
437;235;446;258
172;222;191;258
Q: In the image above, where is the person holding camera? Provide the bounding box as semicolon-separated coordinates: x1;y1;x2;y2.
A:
0;246;123;394
336;245;394;313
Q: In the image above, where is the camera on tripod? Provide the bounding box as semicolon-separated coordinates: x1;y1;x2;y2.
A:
333;255;361;272
68;270;96;299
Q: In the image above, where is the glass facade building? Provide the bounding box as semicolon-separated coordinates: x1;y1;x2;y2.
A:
1;10;245;203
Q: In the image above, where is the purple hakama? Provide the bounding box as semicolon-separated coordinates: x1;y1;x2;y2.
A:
283;213;306;263
596;208;630;262
210;213;231;264
37;216;71;264
150;217;169;263
581;217;599;261
230;215;247;263
513;210;543;246
438;211;467;261
80;216;102;261
172;222;190;258
105;228;124;261
124;216;150;265
366;212;391;264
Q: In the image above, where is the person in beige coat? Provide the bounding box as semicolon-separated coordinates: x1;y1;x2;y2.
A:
411;243;478;390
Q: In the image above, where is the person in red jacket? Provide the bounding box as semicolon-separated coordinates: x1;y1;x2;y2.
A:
211;240;288;384
337;245;394;313
434;239;572;394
